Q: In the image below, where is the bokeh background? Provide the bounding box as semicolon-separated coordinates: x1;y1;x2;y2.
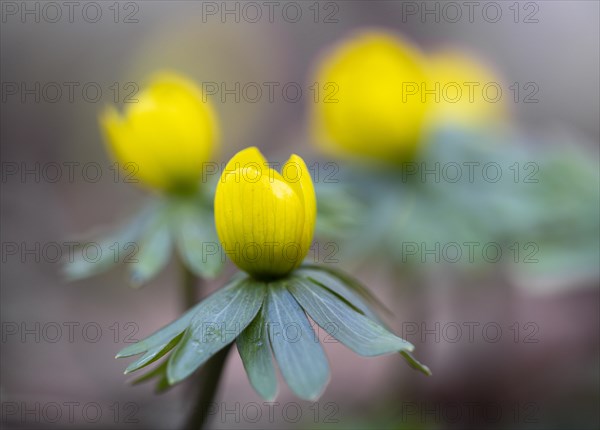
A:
1;1;599;429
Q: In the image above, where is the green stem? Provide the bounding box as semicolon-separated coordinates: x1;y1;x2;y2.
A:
184;345;232;430
179;261;232;430
181;261;199;310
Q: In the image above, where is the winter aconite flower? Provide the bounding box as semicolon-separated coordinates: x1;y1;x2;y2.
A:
312;31;429;163
101;72;219;194
117;148;430;401
426;50;507;129
64;73;223;285
311;32;514;267
214;147;316;279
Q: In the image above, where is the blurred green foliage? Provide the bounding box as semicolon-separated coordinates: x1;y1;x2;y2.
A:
316;128;599;280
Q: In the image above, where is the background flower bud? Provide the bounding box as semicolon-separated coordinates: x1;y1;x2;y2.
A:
311;30;429;164
100;72;219;193
425;50;508;131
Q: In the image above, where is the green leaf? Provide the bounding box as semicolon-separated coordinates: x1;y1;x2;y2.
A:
63;202;158;281
296;266;386;323
288;278;414;356
237;307;278;401
116;273;248;365
116;307;193;359
400;351;432;376
123;332;182;374
265;283;330;401
129;360;167;385
174;205;223;279
167;279;265;385
116;294;215;373
129;360;173;393
154;371;171;393
129;214;172;287
315;182;365;238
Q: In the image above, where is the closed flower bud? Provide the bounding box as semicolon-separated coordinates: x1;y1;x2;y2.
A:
311;30;429;163
100;72;219;193
214;147;316;279
425;50;508;129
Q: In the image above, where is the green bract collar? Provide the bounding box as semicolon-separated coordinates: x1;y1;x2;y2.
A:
117;265;430;401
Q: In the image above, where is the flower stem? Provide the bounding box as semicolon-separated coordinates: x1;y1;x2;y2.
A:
180;261;199;311
179;261;232;430
184;345;232;430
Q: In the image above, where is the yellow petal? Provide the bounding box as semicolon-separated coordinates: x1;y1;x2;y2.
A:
282;154;316;268
311;30;429;164
215;147;307;279
425;50;508;129
99;72;219;193
222;146;267;175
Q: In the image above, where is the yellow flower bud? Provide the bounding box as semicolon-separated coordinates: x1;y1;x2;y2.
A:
425;50;508;129
214;147;316;279
311;30;429;163
100;72;219;193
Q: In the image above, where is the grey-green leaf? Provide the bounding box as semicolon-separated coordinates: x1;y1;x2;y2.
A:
167;279;266;384
289;278;414;357
116;310;194;358
116;277;246;361
296;266;385;323
265;284;330;401
63;202;158;281
115;287;221;372
129;360;167;385
174;206;223;278
123;333;182;374
115;276;245;362
129;360;173;393
400;351;432;376
129;215;172;287
237;307;278;401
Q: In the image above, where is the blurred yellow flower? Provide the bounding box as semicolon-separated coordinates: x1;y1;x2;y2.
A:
311;30;429;163
425;50;507;129
100;72;219;193
214;147;316;279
